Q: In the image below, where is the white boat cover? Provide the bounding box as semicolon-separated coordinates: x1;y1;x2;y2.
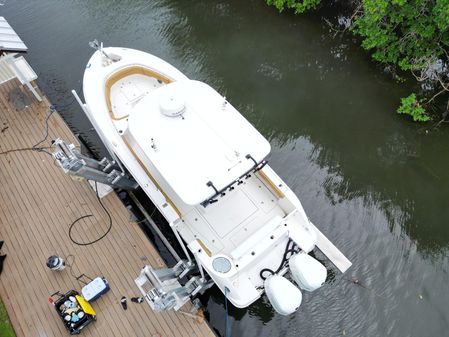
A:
128;80;271;205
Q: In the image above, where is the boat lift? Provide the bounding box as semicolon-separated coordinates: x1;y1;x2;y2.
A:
135;261;213;311
52;138;138;190
128;192;214;311
52;137;213;312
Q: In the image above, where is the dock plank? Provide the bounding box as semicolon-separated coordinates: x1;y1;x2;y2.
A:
0;79;215;337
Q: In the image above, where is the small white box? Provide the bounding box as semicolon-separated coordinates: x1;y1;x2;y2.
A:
81;277;110;302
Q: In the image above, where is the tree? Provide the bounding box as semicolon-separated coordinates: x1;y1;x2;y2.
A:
266;0;449;122
353;0;449;122
265;0;322;14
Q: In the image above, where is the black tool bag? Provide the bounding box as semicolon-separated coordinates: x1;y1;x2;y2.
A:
51;290;96;335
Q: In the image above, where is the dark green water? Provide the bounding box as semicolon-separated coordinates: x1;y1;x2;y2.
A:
2;1;449;336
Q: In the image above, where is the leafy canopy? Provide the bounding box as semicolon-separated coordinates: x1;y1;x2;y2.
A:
397;93;431;121
353;0;449;71
265;0;322;14
266;0;449;121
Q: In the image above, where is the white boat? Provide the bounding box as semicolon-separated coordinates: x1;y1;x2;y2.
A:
79;44;351;315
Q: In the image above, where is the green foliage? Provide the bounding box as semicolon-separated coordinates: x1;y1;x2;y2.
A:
0;299;16;337
266;0;449;122
397;93;431;121
265;0;322;14
353;0;449;71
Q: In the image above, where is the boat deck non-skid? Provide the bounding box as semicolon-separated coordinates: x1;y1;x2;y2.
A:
0;79;215;337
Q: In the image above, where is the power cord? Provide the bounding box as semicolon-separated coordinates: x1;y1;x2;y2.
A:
50;82;82;112
68;181;113;246
65;254;97;287
1;84;82;157
65;254;79;279
31;105;56;156
0;105;55;157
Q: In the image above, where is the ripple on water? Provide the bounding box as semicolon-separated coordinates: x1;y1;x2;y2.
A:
3;1;449;336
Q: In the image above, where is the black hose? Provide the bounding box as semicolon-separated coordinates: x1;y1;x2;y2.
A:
68;181;113;246
259;239;300;280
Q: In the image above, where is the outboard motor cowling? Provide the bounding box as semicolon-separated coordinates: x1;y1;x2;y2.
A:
289;252;327;292
264;275;302;315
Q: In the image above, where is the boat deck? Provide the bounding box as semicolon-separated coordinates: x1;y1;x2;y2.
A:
0;78;215;337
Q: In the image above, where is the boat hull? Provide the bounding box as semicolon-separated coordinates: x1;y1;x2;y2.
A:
82;47;327;309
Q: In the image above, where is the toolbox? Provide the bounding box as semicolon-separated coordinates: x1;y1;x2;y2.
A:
51;290;96;335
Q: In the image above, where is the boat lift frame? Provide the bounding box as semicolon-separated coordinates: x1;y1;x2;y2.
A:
51;89;213;313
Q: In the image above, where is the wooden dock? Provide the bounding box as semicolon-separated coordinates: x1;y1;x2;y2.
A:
0;78;216;337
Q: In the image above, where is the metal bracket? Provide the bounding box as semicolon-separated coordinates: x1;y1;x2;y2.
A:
52;138;138;190
135;261;213;312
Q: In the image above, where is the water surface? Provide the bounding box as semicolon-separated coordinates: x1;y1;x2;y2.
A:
2;1;449;336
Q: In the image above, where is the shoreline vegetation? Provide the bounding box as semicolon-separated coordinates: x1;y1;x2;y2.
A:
0;298;16;337
265;0;449;124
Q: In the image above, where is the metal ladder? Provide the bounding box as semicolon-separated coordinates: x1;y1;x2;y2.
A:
135;260;213;311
